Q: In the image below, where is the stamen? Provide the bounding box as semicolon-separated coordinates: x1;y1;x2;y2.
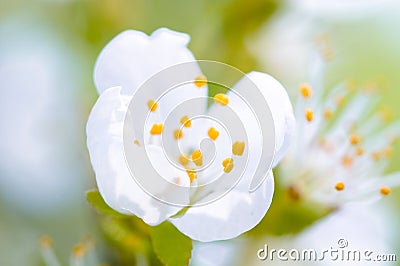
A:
371;151;382;162
300;83;312;98
214;93;229;106
323;109;333;120
335;182;345;191
232;141;245;156
349;134;361;145
180;115;192;128
173;129;183;140
305;108;314;122
382;147;393;158
72;243;87;258
356;147;364;156
179;154;190;166
192;150;203;166
147;99;158;112
335;95;346;106
186;169;197;182
341;155;353;168
150;123;163;135
194;74;207;88
380;186;391;196
39;235;53;249
208;127;220;141
134;140;141;147
222;158;234;173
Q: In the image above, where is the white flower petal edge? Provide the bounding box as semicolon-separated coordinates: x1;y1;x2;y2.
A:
86;86;190;225
94;28;197;96
246;72;296;167
170;171;274;242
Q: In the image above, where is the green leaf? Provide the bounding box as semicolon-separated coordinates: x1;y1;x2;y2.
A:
86;189;129;218
150;221;192;266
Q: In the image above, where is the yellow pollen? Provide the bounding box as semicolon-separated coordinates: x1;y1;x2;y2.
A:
335;95;346;106
134;140;141;147
380;186;391;196
178;154;190;166
39;235;52;249
147;99;158;112
371;151;382;162
72;243;87;258
300;83;312;98
191;149;203;166
335;182;345;191
186;169;197;182
208;127;220;140
150;123;163;135
341;155;353;168
222;158;234;173
356;147;364;156
180;115;192;128
305;108;314;122
173;129;183;140
323;109;333;119
232;141;245;156
194;74;207;88
382;147;393;158
379;107;393;122
349;134;361;145
214;93;229;106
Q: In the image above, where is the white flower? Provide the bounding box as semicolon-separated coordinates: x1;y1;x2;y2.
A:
86;28;295;242
278;54;400;206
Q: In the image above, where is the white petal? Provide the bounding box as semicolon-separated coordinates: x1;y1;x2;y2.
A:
244;72;296;167
94;28;208;145
205;72;295;191
170;171;274;242
86;86;190;225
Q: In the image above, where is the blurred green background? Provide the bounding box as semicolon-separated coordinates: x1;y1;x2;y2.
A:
0;0;399;265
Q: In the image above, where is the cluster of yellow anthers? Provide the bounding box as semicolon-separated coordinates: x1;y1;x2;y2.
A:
136;75;246;184
299;83;394;197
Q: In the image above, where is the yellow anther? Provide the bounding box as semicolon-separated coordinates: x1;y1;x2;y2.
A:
208;127;220;141
356;147;364;156
173;129;183;140
186;169;197;182
335;182;345;191
39;235;52;249
214;93;229;106
300;83;312;98
341;155;353;168
222;158;234;173
382;147;393;158
72;243;87;258
150;123;163;135
335;95;346;106
232;141;245;156
379;107;393;122
380;186;391;196
305;108;314;122
191;150;203;166
349;134;361;145
179;154;190;166
134;140;141;147
180;115;192;128
323;109;333;120
147;99;158;112
371;151;382;162
194;74;207;88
